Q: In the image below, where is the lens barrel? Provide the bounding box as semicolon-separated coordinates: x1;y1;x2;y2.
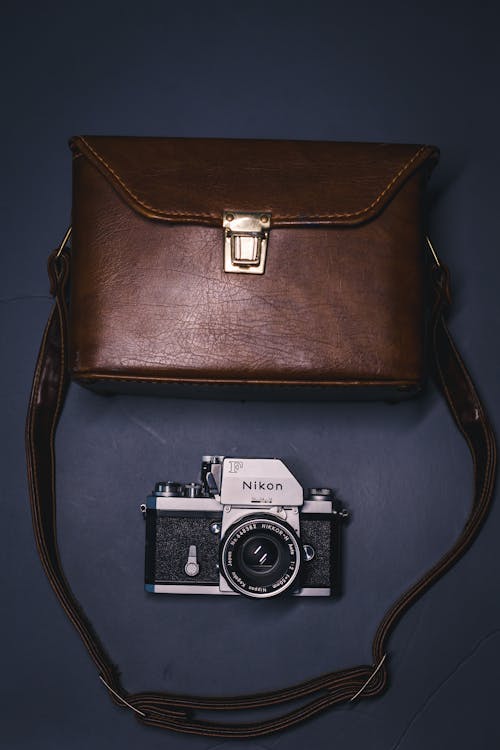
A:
220;516;301;598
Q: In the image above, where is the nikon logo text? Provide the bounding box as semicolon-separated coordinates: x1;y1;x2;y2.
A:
242;481;283;491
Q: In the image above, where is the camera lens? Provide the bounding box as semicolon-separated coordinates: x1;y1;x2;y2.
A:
241;536;279;574
220;516;301;598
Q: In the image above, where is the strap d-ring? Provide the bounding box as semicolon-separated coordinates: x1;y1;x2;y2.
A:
99;675;147;718
426;235;442;267
55;225;72;259
350;654;387;702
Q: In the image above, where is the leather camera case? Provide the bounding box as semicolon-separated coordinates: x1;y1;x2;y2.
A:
69;137;438;398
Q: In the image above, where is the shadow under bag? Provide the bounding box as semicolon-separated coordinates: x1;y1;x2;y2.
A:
26;137;496;737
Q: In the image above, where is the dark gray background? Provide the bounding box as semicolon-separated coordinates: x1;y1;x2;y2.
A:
2;2;499;748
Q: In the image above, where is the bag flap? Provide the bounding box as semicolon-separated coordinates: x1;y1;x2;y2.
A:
70;136;439;227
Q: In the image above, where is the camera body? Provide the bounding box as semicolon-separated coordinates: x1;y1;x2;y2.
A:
143;456;347;599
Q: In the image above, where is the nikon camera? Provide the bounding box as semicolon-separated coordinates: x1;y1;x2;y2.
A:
142;456;348;599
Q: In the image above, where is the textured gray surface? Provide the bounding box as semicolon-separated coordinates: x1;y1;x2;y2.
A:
2;2;500;748
153;514;221;584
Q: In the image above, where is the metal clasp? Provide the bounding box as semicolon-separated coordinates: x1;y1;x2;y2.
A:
223;211;270;274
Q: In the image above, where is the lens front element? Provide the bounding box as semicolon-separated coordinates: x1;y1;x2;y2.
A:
221;517;301;598
241;536;279;574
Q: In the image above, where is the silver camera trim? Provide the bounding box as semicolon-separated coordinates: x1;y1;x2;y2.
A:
148;584;331;596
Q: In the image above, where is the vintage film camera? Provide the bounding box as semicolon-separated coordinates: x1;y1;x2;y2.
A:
142;456;348;599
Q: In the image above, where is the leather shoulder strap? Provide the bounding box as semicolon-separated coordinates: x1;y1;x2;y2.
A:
26;247;496;738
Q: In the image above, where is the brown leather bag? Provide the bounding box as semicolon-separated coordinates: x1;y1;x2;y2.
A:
26;136;496;738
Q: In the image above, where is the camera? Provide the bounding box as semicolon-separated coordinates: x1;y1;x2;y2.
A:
141;456;348;599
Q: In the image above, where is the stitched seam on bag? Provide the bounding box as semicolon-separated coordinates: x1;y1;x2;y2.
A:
73;374;421;388
79;137;217;222
341;145;428;218
77;137;430;222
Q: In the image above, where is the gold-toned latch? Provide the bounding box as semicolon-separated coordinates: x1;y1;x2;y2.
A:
223;211;270;274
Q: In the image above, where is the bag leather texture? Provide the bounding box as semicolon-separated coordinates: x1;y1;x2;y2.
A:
69;136;438;397
25;136;496;738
